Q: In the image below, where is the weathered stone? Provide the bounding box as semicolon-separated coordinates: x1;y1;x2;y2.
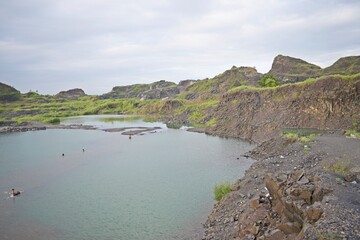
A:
312;186;332;202
291;170;304;181
297;176;310;185
264;229;286;240
250;198;260;209
265;174;284;200
277;222;301;234
306;204;323;223
344;173;357;182
290;187;302;197
299;189;312;204
250;224;260;235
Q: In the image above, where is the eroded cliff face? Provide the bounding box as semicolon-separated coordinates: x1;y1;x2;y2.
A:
207;76;360;143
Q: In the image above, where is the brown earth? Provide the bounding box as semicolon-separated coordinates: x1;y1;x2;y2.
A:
207;75;360;144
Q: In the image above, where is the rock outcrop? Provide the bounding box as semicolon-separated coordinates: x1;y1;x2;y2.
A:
100;80;179;100
177;79;197;92
0;82;21;102
207;75;360;143
268;55;322;83
55;88;86;100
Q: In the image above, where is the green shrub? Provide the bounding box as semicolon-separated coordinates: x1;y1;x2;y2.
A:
258;74;280;88
214;182;232;201
46;118;61;124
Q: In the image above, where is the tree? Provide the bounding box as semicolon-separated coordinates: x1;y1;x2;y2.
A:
258;74;280;87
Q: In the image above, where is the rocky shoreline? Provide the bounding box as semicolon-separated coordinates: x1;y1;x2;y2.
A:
202;133;360;239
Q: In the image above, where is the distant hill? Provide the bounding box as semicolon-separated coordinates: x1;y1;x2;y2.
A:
55;88;86;100
182;66;262;100
100;80;179;100
268;55;360;83
322;56;360;75
0;82;21;102
99;55;360;100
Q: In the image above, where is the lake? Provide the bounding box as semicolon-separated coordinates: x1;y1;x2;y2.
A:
0;115;254;240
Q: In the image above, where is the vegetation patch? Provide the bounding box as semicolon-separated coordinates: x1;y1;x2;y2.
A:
282;132;311;143
335;177;346;187
324;161;353;177
214;182;232;201
258;74;280;88
205;117;217;127
46;118;61;124
345;130;360;139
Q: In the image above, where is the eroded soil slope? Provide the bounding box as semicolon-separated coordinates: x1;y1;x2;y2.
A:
207;76;360;143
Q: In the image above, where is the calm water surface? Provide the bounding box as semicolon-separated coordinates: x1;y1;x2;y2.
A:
0;116;254;240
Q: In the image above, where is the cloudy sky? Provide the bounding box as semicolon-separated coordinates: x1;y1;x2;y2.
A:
0;0;359;94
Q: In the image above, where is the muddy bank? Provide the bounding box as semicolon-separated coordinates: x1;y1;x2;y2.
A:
0;121;162;136
202;133;360;239
0;121;97;133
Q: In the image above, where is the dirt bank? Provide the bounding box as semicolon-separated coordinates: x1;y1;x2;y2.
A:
207;76;360;143
202;133;360;239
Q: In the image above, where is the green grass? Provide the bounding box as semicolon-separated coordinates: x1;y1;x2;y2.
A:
227;85;259;94
214;182;232;201
282;132;311;143
345;130;360;139
335;177;346;187
227;73;360;96
324;161;352;177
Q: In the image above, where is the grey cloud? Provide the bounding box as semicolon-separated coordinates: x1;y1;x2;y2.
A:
0;0;359;94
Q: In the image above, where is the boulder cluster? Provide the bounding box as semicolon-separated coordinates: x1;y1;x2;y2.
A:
238;171;331;239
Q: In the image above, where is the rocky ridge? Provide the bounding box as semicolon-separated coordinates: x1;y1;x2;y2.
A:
268;55;322;83
55;88;86;100
268;55;360;84
100;80;180;100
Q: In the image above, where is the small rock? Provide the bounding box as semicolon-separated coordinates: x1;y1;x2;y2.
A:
344;173;357;182
306;205;323;222
280;155;285;159
250;198;260;209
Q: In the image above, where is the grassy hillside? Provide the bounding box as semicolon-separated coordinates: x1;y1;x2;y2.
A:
322;56;360;75
180;66;261;100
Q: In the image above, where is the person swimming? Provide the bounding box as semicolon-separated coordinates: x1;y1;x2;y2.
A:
11;188;21;197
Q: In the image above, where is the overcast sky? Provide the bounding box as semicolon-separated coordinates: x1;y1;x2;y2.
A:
1;0;359;94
